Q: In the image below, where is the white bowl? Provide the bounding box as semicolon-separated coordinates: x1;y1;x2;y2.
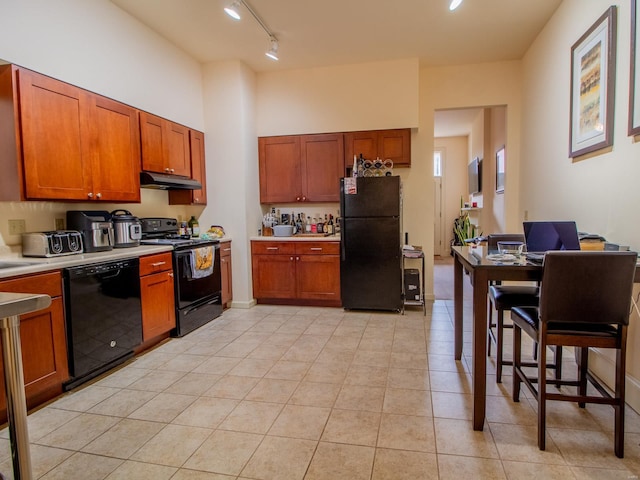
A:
273;225;294;237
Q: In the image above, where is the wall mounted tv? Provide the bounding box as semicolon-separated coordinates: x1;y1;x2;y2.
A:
468;157;482;194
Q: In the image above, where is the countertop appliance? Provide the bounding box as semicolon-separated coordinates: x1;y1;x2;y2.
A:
340;176;402;311
63;258;142;390
66;211;114;253
22;230;83;257
110;209;142;248
140;217;222;337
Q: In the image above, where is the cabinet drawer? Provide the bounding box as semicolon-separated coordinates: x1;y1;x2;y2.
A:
140;252;173;276
295;242;340;255
252;241;296;255
0;271;62;298
220;242;232;257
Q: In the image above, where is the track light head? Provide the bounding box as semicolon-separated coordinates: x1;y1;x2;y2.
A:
265;37;279;61
224;1;241;20
449;0;463;10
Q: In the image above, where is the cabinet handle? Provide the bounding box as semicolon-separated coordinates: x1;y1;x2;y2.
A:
87;192;93;198
310;248;322;251
170;168;175;173
266;247;278;251
151;261;166;267
168;272;174;278
296;256;300;260
223;248;231;252
301;196;307;201
165;168;170;173
290;257;294;261
96;192;102;199
296;196;301;201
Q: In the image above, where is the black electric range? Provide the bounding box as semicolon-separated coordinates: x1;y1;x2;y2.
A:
140;217;222;336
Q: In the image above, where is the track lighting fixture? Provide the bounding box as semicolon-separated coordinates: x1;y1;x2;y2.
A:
223;0;280;61
265;37;279;61
224;1;241;20
449;0;463;10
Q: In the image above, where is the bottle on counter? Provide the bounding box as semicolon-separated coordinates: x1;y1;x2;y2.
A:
306;216;312;233
352;155;358;178
326;215;334;235
188;216;200;237
180;221;188;236
357;153;365;177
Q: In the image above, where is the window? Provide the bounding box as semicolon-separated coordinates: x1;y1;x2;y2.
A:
434;151;442;177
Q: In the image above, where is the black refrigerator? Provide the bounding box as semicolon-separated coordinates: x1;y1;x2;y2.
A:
340;176;402;311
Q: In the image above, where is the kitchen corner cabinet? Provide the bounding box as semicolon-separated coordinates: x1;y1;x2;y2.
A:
140;111;191;177
345;128;411;168
169;129;207;205
139;252;176;341
220;241;233;308
0;271;69;420
258;133;344;203
251;241;341;306
0;65;141;202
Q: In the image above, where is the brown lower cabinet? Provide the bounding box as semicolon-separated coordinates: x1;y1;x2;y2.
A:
251;241;341;306
220;241;233;308
0;271;69;421
139;252;176;341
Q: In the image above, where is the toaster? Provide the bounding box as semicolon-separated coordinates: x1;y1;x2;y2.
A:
22;231;84;257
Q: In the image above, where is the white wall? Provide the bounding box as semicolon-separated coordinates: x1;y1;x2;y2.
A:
200;61;260;307
521;0;640;409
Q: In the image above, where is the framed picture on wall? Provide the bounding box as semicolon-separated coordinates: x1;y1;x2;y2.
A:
630;0;640;136
495;146;505;193
569;6;617;158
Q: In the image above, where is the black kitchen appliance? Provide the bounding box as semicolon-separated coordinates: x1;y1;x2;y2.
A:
66;210;114;252
140;217;222;337
63;258;142;390
340;176;403;311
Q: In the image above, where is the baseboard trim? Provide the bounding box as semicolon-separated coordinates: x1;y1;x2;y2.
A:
229;299;257;309
589;348;640;414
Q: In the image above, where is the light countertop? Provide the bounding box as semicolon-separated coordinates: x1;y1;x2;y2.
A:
250;235;340;242
0;245;173;280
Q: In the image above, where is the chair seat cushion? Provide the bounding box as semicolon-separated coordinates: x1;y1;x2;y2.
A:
511;306;620;338
489;285;539;310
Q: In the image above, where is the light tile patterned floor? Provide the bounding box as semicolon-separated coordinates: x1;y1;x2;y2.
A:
1;297;640;479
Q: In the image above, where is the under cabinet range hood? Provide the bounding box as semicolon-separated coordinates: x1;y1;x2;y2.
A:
140;171;202;190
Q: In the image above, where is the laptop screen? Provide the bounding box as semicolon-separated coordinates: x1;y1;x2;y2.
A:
523;221;581;253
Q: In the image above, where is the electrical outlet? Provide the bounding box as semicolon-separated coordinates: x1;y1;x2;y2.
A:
55;218;65;230
8;219;26;235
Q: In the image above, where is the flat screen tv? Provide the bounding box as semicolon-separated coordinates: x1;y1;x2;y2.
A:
468;157;481;194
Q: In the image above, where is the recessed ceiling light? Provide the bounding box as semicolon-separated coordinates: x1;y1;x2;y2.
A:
449;0;463;11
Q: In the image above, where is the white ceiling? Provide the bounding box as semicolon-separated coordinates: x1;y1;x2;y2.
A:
109;0;562;136
110;0;562;73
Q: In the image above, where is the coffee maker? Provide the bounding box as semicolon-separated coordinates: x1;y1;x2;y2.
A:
66;211;114;253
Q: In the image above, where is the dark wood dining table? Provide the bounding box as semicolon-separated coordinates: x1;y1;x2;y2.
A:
451;245;640;431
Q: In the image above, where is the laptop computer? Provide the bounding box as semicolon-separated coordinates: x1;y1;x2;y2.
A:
523;221;581;263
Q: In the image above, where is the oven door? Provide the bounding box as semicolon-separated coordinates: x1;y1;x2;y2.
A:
173;244;222;309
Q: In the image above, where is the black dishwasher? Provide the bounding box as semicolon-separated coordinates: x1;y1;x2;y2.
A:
63;258;142;390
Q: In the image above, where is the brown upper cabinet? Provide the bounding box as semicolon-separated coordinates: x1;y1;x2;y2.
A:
259;133;344;203
140;111;191;177
0;65;141;202
169;129;207;205
345;128;411;168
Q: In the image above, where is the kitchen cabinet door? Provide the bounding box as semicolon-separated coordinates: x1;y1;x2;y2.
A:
140;271;176;340
378;129;411;167
140;112;191;177
88;94;141;202
301;134;344;202
259;136;301;203
17;68;93;200
251;254;296;299
220;241;233;308
296;254;341;302
169;129;207;205
344;131;378;169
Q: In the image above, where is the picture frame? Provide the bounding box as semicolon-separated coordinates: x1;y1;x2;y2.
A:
495;146;505;194
569;6;617;158
630;0;640;136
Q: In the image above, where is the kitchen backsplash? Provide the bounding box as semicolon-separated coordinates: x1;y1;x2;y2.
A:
262;203;340;233
0;189;200;247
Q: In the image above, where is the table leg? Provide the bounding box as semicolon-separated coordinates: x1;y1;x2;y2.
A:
472;269;489;431
453;255;463;360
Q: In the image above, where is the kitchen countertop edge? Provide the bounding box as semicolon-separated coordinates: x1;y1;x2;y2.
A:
0;245;173;280
250;235;340;242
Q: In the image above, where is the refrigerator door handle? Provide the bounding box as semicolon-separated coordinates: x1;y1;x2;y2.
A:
341;226;346;261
